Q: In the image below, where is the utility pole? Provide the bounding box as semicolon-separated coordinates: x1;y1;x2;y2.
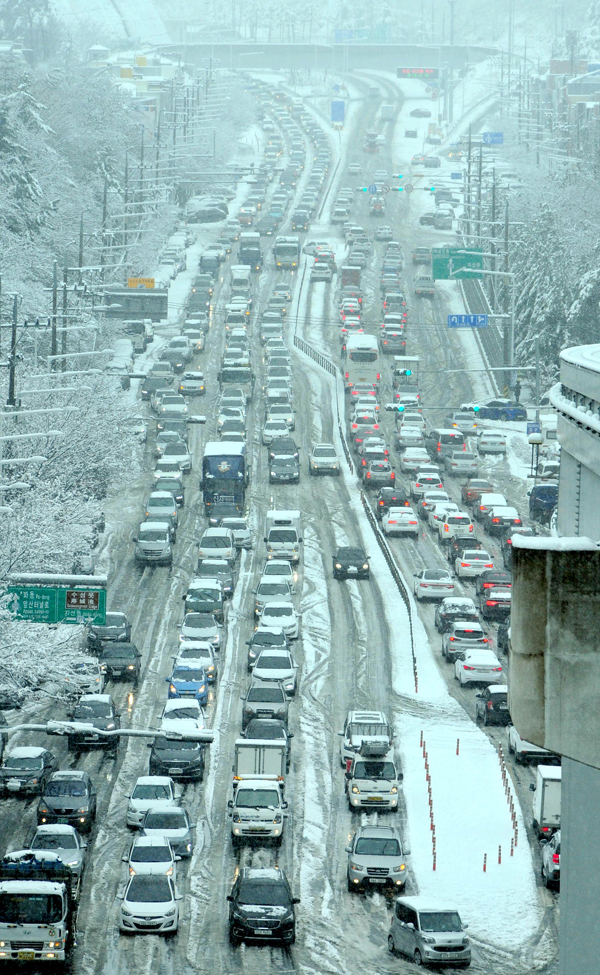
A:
535;335;541;421
51;261;58;369
61;266;68;372
7;295;18;407
100;177;108;284
503;202;510;366
78;212;84;285
476;146;483;244
448;0;456;124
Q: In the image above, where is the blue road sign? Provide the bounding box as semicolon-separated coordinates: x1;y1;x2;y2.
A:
331;100;345;123
447;314;488;328
483;131;503;145
527;421;542;436
450;172;463;179
368;184;378;194
333;84;340;91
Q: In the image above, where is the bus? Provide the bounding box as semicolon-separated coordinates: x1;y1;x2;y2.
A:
274;236;300;269
343;334;380;390
200;442;248;512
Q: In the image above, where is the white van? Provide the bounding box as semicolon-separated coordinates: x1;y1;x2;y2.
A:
264;510;302;563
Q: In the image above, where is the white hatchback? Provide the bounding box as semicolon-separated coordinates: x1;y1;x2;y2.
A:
119;874;181;934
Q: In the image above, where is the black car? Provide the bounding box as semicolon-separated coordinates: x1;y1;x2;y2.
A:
501;526;537;570
434;597;480;633
148;737;206;781
155;475;185;507
182;582;224;623
86;611;131;653
99;642;142;683
207;502;241;527
160;418;189;443
333;547;370;580
0;747;58;796
268;437;299;461
269;455;300;483
446;534;482;565
475;569;512;596
67;695;120;754
475;685;510;726
242;718;293;772
141;375;172;400
257;216;280;235
479;587;512;622
37;770;97;833
228;867;299;947
410;108;432;118
375;487;410;519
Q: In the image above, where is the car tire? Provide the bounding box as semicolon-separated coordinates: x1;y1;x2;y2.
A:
483;712;489;726
388;935;396;955
229;929;242;947
500;411;508;422
414;949;424;966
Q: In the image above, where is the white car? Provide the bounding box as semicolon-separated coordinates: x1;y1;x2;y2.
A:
427;502;459;530
418;489;450;519
125;835;179;878
454;649;503;686
119;874;181;934
175;641;218;682
251;647;298;695
478;430;507;454
161;442;192;473
179;612;222;649
197;527;236;564
267;404;295;430
262;419;290;444
400;448;432;474
347;162;362;174
220;516;252;549
382;506;420;537
160;698;206;729
437;510;474;542
126;776;181;828
413;568;455;601
258;602;300;640
454;550;495;578
410;471;444;498
399;411;425;430
260;559;296;584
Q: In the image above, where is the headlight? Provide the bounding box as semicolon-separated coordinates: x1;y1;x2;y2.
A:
248;648;257;659
422;936;436;945
199;684;206;694
169;684;177;694
127;664;135;670
273;814;282;823
271;471;276;476
106;723;115;730
351;786;360;794
211;635;219;644
362;563;369;570
78;807;88;814
390;786;398;794
165;908;176;917
66;859;79;867
283;681;294;691
335;563;342;569
207;664;215;672
121;909;132;917
393;864;406;873
232;813;241;823
350;862;362;871
129;866;136;875
186;842;192;852
38;806;49;815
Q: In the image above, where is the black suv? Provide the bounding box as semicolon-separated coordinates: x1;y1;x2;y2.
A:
446;534;482;565
228;867;299;946
37;770;97;833
99;642;142;684
148;737;206;781
375;487;410;519
501;526;537;570
207;502;241;527
86;612;131;653
434;597;480;633
333;547;370;580
268;437;299;461
475;685;510;726
475;569;512;596
67;694;120;754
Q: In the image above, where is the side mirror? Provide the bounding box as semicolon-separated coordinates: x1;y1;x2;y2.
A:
282;801;289;810
147;742;153;748
176;893;183;901
228;799;234;807
345;771;351;780
121;854;128;862
529;783;536;792
226;894;233;901
540;838;548;846
403;848;411;856
407;922;415;931
175;855;182;861
292;897;300;904
263;537;267;542
337;731;343;736
344;845;352;853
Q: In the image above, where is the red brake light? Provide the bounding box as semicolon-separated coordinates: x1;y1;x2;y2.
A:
463;665;475;670
492;667;502;671
487;701;494;710
345;372;349;379
460;563;468;568
486;600;498;606
492;518;500;523
552;853;560;864
449;637;455;641
366;473;371;479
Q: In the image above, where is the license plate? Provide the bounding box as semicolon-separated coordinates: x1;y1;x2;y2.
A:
498;703;508;710
368;796;384;802
254;928;271;935
57;817;70;824
249;825;266;832
7;781;20;790
18;952;35;961
111;670;122;676
370;878;386;884
348;567;358;573
169;768;181;774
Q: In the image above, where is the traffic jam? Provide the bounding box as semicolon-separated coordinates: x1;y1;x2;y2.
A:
0;73;559;974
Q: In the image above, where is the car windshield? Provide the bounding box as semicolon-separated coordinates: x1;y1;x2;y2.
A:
165;706;199;720
256;655;291;670
245;721;285;739
247;687;285;702
273;458;297;468
252;632;285;646
140;530;169;542
74;702;111;719
269;530;295;543
238;881;290;907
149;497;174;507
45;779;86;797
200;537;230;548
236;789;281;808
103;614;126;628
127;877;172;903
144;811;187;830
0;893;63;924
354;837;400;856
188;588;218;601
131;846;171;863
154;739;198;754
172;669;206;682
264;606;292;617
259;584;288;596
420;911;462;933
103;646;135;658
424;570;450;580
32;833;77;850
4;756;43;772
132;784;172;800
353;761;396;779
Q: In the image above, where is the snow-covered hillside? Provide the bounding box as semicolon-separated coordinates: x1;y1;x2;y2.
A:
50;0;171;45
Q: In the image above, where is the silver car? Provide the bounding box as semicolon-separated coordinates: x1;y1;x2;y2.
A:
30;824;87;880
346;825;408;891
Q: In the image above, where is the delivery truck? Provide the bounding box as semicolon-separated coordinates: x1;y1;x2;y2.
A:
531;765;562;838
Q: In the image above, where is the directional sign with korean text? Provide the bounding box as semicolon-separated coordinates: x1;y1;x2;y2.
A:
450;172;463;179
397;67;439;80
447;314;488;328
432;247;483;280
527;421;542;436
331;100;345;123
482;132;504;145
127;277;155;289
7;585;107;625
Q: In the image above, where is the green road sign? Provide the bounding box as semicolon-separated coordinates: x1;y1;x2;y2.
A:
6;578;107;625
432;247;483;280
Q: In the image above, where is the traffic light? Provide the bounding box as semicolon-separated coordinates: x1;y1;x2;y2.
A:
473;405;480;413
397;404;405;412
404;368;412;376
